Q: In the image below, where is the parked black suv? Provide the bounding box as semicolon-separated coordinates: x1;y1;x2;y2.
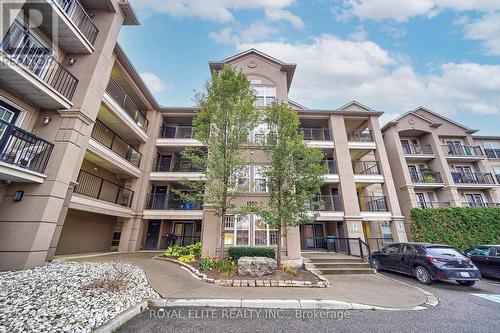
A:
371;243;481;286
464;245;500;279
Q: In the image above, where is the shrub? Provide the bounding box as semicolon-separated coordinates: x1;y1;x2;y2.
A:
228;247;275;261
213;258;237;276
86;263;132;292
281;264;298;276
178;254;196;262
198;258;216;271
411;207;500;252
164;242;202;258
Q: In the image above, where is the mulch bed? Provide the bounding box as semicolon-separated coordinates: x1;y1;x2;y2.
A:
163;256;320;283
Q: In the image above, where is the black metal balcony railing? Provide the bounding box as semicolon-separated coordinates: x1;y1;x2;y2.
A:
485;148;500;159
347;129;373;142
146;193;203;210
402;143;433;155
301;128;332;141
322;160;338;174
352;161;380;175
360;196;388;212
1;20;79;101
159;126;195;139
416;201;450;209
75;170;134;207
451;172;495;185
54;0;99;45
163;235;201;248
442;144;484;157
91;120;142;167
106;78;149;131
409;170;443;183
314;195;343;212
152;157;203;172
0;119;54;174
462;202;500;208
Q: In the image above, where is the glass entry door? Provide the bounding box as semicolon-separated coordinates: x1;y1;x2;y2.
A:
302;223;326;249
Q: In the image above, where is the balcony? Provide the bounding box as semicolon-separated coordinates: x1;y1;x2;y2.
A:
25;0;98;53
0;20;79;109
144;193;204;219
442;144;485;161
402;143;434;161
301;128;334;149
485;148;500;159
462;202;500;208
157;126;203;148
0;119;54;183
353;161;384;184
452;172;496;187
348;129;373;142
360;196;388;212
91;120;141;166
104;78;149;137
416;201;450;209
150;157;205;181
313;195;344;221
74;170;134;207
409;170;444;188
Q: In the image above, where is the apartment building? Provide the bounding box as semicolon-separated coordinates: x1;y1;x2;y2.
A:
382;107;500;237
0;0;145;270
141;49;408;264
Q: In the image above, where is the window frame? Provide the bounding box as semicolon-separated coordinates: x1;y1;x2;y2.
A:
253;215;278;247
224;214;250;246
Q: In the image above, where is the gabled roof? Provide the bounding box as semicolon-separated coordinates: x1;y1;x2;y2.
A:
337;101;378;113
209;49;297;92
288;99;308;110
381;106;479;134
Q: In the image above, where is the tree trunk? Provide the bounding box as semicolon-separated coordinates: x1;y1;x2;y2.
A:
219;208;226;259
276;219;282;268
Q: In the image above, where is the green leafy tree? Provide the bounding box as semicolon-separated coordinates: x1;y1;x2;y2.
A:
246;103;327;267
180;65;259;258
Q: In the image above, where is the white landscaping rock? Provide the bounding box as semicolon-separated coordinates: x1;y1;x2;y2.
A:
237;256;277;277
0;261;158;333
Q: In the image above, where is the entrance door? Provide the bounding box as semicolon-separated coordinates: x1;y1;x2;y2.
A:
416;193;426;208
302;223;325;249
145;220;161;250
0;101;20;148
151;186;168;209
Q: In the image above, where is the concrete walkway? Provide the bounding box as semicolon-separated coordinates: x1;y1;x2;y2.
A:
67;253;428;309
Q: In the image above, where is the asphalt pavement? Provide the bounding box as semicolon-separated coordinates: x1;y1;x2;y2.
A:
118;273;500;333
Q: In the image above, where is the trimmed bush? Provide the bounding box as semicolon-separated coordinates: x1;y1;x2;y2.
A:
228;247;275;261
411;207;500;252
164;242;202;258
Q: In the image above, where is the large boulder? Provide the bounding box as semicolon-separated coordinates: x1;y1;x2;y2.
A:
237;256;277;277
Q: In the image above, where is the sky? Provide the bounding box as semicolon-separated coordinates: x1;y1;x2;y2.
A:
118;0;500;135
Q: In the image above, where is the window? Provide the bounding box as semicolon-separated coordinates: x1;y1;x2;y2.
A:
254;122;270;144
465;194;484;207
253;86;277;107
400;244;415;254
254;215;278;246
231;166;250;192
383;244;399;254
224;215;250;246
380;224;393;240
465;246;492;256
253;166;269;192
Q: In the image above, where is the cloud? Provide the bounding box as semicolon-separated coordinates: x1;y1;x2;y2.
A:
236;35;500;117
140;73;169;93
348;26;367;41
209;22;278;44
335;0;500;22
133;0;296;22
265;8;304;28
462;12;500;55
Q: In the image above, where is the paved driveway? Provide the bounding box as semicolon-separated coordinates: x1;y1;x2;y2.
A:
70;252;427;309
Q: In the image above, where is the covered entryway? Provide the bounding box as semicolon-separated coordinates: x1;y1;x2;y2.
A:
142;219;202;250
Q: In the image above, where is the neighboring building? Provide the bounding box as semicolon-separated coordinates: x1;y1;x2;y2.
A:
382;107;500;238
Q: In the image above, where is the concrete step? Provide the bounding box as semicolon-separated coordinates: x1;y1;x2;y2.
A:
313;262;371;269
319;268;375;275
308;258;364;263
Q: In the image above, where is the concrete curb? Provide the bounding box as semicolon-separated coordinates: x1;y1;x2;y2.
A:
154;255;329;288
92;300;148;333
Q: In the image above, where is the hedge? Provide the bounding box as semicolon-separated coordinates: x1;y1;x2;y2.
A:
228;247;275;261
411;207;500;252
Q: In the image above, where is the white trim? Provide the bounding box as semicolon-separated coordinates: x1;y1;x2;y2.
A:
69;193;134;218
0;161;47;183
156;138;204;147
360;212;392;221
348;141;377;150
306;140;335;149
87;138;141;178
149;171;205;182
142;209;203;220
354;174;385;183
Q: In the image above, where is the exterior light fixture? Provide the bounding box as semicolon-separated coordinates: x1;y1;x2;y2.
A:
42;117;51;124
69;58;77;65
